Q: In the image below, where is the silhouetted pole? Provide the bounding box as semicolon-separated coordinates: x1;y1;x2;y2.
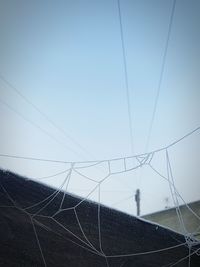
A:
135;189;140;216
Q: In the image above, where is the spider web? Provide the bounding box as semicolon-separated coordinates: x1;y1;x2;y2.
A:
0;128;200;267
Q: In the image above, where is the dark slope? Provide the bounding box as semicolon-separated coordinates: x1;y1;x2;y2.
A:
0;169;199;267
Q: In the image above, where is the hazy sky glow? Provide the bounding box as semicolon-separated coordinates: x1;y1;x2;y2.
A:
0;0;200;215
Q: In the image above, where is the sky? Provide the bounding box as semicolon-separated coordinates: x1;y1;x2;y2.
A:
0;0;200;216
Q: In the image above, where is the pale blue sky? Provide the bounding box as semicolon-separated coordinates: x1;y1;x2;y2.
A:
0;0;200;215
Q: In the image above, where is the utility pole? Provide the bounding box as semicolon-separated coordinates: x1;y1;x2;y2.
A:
135;189;140;216
164;197;169;209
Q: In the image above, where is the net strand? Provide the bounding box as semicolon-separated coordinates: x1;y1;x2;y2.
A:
0;128;199;265
0;125;199;165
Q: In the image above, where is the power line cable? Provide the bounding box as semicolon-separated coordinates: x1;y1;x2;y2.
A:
117;0;134;154
0;97;83;158
145;0;177;152
0;74;97;160
138;0;177;199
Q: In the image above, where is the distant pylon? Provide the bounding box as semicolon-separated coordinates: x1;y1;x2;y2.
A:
135;189;140;216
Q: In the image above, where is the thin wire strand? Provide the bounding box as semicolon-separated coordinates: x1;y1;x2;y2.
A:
0;98;82;158
145;0;177;152
59;166;73;210
111;194;133;207
36;168;70;180
166;149;187;236
25;171;70;213
0;73;97;161
106;242;186;258
161;247;200;267
31;218;47;267
33;217;102;256
188;247;191;267
73;168;99;183
1;158;196;261
74;208;100;255
117;0;134;154
31;173;71;217
0;125;199;165
98;184;103;254
51;217;102;253
149;163;200;223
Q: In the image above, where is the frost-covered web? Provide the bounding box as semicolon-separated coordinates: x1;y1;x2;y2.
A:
0;0;199;265
0;127;200;267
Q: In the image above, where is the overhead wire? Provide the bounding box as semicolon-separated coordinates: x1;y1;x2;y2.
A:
144;0;177;153
0;2;198;264
0;74;97;160
117;0;134;154
0;97;83;158
138;0;177;203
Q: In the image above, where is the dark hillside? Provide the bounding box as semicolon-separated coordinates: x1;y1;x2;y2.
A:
0;169;199;267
